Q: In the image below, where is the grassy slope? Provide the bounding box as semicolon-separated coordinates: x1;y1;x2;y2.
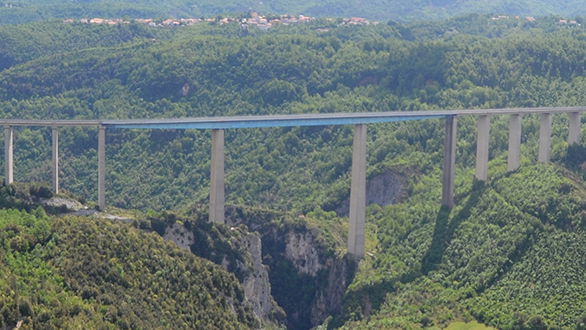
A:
339;164;586;328
0;208;256;328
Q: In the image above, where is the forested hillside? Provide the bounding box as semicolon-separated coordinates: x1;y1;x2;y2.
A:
339;164;586;328
0;15;584;329
1;0;586;24
0;204;256;328
0;21;168;71
0;17;584;211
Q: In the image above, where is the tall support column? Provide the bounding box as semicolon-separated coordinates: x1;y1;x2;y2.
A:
98;125;106;210
348;124;367;260
4;126;13;185
568;112;581;145
507;114;522;171
475;115;490;181
209;129;225;224
538;113;552;163
442;116;457;208
52;127;59;194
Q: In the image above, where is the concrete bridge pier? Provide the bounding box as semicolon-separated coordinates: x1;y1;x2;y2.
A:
475;115;490;181
442;116;457;208
98;125;106;210
52;127;59;194
209;129;225;224
568;112;581;145
507;114;522;171
538;113;552;163
4;126;13;185
348;124;367;259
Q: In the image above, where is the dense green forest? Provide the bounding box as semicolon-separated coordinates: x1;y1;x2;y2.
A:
338;164;586;328
0;14;584;329
0;16;584;211
1;0;586;24
0;202;256;328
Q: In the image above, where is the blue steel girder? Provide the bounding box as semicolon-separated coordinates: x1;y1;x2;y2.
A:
104;114;449;130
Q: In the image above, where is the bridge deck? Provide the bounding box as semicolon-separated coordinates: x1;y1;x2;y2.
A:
0;106;583;129
1;105;583;258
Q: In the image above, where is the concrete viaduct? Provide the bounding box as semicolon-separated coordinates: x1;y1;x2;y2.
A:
1;107;584;259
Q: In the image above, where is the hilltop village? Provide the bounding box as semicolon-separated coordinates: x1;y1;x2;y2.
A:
64;12;376;29
491;14;582;26
63;13;584;31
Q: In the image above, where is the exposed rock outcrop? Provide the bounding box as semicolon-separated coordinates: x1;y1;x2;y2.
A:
163;223;195;250
235;230;280;321
310;256;352;325
278;229;353;328
284;231;322;276
226;208;355;330
162;220;284;326
40;196;85;211
337;170;406;216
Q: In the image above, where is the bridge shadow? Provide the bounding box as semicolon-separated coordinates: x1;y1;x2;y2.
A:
421;180;485;274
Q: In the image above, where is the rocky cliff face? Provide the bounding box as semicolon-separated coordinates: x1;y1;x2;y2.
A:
281;230;353;327
336;170;406;216
162;221;284;326
226;208;355;330
163;223;194;250
158;207;355;330
234;230;282;322
310;255;353;325
284;231;322;276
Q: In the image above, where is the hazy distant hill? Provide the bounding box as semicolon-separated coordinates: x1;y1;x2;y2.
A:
1;0;586;24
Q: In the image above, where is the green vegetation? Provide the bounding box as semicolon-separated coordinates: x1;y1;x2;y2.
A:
0;208;256;328
446;321;495;330
145;205;350;329
1;0;586;23
339;165;586;329
0;21;167;71
0;18;584;213
0;15;584;329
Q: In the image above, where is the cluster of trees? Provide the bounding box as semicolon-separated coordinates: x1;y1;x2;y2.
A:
339;165;586;328
0;199;256;328
0;21;164;71
0;16;584;329
0;17;584;213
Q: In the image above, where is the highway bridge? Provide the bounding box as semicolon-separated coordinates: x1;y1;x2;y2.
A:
1;106;584;258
